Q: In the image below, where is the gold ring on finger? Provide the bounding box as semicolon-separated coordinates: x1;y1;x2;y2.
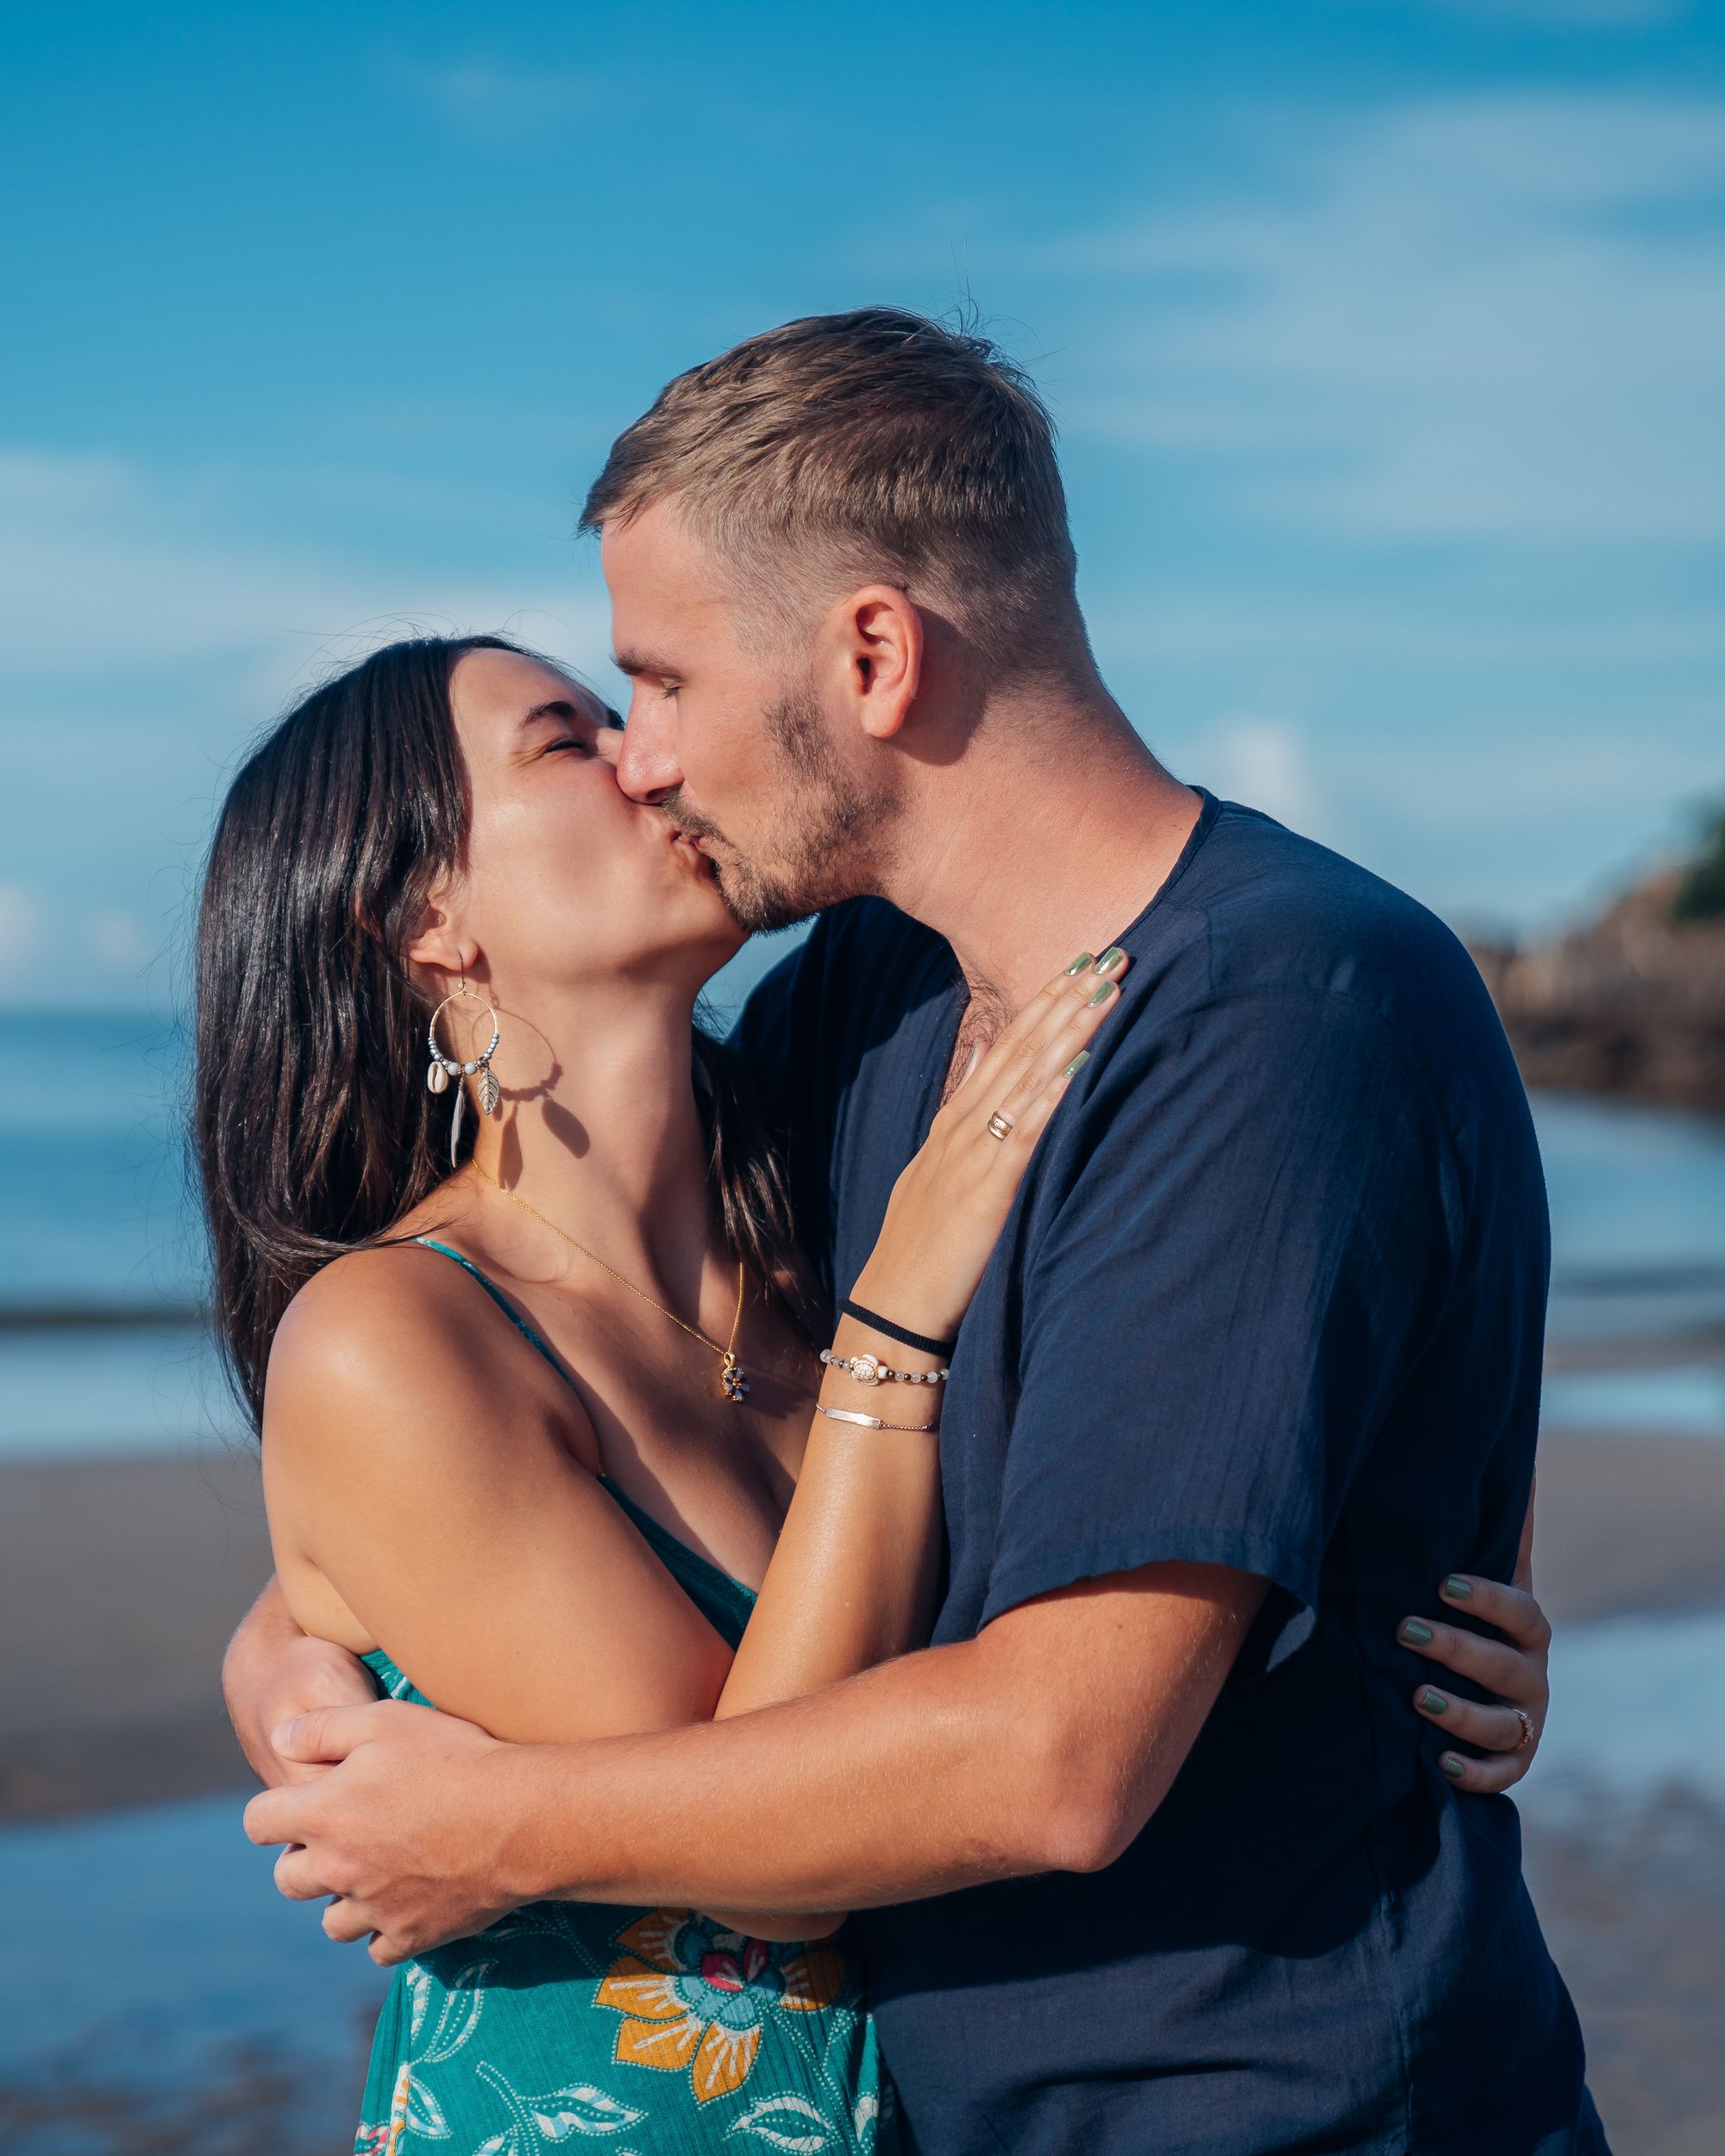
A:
1511;1707;1535;1753
986;1110;1016;1142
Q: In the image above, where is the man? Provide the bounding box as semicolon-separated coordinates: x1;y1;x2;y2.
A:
235;310;1601;2153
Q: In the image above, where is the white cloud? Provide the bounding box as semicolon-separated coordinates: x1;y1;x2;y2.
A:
1209;716;1333;842
1048;91;1725;543
0;448;617;1007
85;910;159;975
0;447;608;687
399;57;593;142
1420;0;1687;24
0;884;46;987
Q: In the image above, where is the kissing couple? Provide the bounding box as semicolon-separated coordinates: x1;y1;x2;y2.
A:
206;308;1606;2154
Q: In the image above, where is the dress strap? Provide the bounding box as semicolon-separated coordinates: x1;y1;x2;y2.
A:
409;1237;574;1393
405;1237;756;1609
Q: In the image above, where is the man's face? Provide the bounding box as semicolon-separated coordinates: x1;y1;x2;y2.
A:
604;498;895;933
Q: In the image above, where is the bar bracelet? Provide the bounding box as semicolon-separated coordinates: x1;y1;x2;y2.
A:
814;1403;941;1433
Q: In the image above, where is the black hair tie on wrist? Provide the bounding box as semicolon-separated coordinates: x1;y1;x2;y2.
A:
840;1299;958;1359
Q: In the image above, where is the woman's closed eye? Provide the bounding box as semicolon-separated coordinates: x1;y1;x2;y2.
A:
519;694;615;761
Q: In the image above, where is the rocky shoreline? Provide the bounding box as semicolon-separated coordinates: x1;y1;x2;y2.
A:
1471;869;1725;1115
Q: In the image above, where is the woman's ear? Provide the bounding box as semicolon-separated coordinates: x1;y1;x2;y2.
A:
401;883;474;981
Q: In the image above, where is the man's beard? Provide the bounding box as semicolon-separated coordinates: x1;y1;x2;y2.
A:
663;685;897;936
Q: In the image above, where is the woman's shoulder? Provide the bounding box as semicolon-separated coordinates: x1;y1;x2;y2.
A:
265;1239;574;1450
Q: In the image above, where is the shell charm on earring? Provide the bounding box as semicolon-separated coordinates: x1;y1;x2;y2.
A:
426;987;502;1168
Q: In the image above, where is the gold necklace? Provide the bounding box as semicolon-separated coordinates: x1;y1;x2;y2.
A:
468;1158;750;1403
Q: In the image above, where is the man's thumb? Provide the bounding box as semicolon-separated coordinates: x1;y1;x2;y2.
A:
272;1704;363;1762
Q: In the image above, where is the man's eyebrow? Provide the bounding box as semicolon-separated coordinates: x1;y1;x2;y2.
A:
611;649;677;680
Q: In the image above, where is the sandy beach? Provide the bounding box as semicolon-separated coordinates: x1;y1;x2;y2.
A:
8;1425;1725;1821
1;1446;270;1820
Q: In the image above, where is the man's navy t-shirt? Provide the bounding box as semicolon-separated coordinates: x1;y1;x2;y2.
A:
736;796;1605;2156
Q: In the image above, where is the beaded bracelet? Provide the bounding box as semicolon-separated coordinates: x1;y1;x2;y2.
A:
819;1348;950;1389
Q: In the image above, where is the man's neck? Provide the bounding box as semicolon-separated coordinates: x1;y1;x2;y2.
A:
881;677;1201;1021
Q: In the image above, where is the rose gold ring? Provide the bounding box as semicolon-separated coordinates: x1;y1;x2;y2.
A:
1511;1707;1535;1753
985;1111;1015;1142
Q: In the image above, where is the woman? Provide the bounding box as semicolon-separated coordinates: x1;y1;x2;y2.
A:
196;636;1555;2156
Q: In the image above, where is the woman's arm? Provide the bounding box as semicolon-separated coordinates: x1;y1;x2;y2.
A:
714;956;1126;1724
262;1249;737;1752
1400;1479;1552;1790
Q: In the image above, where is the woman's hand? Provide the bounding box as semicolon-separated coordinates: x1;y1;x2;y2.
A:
851;950;1127;1341
1399;1484;1551;1794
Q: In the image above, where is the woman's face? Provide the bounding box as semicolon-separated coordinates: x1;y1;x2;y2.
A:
436;647;746;1008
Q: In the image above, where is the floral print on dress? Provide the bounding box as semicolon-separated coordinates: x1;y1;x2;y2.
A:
348;1441;894;2156
596;1909;847;2103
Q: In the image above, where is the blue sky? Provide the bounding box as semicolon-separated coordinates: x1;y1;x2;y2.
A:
3;0;1722;1006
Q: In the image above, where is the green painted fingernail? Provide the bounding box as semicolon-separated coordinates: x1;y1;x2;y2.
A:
1399;1619;1433;1647
1063;1050;1090;1078
1087;980;1114;1007
1440;1754;1467;1780
1442;1576;1472;1601
1064;952;1095;975
1096;946;1126;975
1420;1689;1449;1716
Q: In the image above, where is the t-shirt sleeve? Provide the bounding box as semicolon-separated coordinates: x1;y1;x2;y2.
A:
982;983;1460;1660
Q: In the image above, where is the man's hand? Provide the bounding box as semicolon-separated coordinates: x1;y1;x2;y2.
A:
223;1577;377;1788
244;1699;522;1964
242;1560;1265;1966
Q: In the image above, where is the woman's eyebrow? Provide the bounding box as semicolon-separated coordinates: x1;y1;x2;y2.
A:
519;699;590;727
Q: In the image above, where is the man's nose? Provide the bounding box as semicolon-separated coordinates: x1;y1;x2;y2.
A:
613;690;685;805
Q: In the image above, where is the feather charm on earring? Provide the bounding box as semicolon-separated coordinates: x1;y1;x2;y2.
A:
425;985;500;1170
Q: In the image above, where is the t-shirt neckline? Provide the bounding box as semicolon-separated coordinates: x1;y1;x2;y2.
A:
919;783;1224;1134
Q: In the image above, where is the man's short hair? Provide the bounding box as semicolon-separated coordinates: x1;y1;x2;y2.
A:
580;306;1082;672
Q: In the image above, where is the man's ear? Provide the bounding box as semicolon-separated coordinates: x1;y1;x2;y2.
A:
844;586;924;742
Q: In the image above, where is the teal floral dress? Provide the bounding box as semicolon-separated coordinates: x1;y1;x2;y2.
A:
352;1242;894;2156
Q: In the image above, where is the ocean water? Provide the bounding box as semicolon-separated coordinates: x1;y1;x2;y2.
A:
0;1794;388;2140
3;1006;1723;1456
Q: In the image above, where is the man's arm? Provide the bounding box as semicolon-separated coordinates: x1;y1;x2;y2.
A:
248;1560;1266;1962
223;1575;377;1788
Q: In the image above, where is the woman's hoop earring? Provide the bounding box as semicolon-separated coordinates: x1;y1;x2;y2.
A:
426;983;502;1169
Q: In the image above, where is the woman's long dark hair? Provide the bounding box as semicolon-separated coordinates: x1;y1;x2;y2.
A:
194;634;817;1431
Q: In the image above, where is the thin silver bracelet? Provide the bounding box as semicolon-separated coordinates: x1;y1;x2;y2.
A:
815;1402;942;1432
819;1348;950;1388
